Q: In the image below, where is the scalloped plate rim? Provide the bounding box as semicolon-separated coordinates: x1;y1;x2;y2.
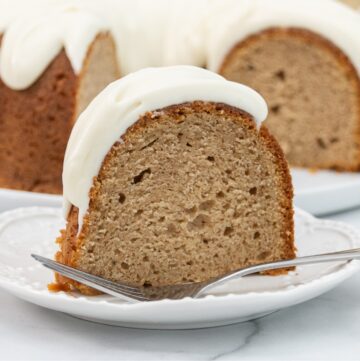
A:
0;206;359;328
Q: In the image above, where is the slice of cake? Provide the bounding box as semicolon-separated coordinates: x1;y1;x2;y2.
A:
208;0;360;171
54;66;295;295
0;5;119;193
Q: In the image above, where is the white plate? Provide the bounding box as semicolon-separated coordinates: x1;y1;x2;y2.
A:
2;169;360;216
0;207;359;329
0;188;61;213
292;168;360;215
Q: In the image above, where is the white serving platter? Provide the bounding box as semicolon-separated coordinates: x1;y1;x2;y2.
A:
0;188;62;213
0;206;359;329
292;168;360;215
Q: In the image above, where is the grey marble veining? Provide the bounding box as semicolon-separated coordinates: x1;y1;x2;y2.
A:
1;207;360;361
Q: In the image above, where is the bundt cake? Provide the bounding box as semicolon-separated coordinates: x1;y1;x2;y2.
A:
54;66;295;294
0;0;359;195
0;4;119;193
210;0;360;171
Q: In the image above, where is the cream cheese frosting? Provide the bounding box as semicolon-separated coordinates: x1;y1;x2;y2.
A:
0;3;108;90
205;0;360;74
78;0;360;75
1;0;359;89
78;0;170;75
0;0;60;33
78;0;209;75
62;66;268;225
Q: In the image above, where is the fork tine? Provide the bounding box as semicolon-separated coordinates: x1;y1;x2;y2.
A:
32;254;201;301
32;254;150;301
55;264;144;296
41;262;150;301
32;255;140;293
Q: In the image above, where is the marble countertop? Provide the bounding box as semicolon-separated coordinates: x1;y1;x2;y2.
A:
1;208;360;361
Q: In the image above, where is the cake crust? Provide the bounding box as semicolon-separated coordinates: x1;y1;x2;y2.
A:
54;101;295;295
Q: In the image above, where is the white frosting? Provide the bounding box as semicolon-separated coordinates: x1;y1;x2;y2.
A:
78;0;169;75
76;0;360;76
161;0;209;68
205;0;360;74
0;0;59;33
77;0;209;75
0;3;108;90
1;0;360;88
62;66;268;224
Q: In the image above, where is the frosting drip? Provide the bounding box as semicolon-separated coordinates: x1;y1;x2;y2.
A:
0;0;60;33
0;3;108;90
0;0;359;89
79;0;360;76
62;66;268;224
205;0;360;73
77;0;210;75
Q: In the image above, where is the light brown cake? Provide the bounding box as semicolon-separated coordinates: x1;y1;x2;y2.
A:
219;28;360;171
54;97;295;295
0;32;119;194
340;0;360;9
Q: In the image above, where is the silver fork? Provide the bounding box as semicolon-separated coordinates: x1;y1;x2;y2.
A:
32;248;360;302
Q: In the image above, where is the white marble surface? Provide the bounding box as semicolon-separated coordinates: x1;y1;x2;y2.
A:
1;207;360;360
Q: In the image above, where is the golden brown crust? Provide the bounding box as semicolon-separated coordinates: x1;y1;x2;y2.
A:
53;207;102;295
259;125;296;268
54;101;295;294
220;27;360;172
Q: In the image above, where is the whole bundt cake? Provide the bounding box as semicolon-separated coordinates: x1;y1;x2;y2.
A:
0;0;359;195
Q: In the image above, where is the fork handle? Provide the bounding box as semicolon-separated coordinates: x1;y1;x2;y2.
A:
198;248;360;296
